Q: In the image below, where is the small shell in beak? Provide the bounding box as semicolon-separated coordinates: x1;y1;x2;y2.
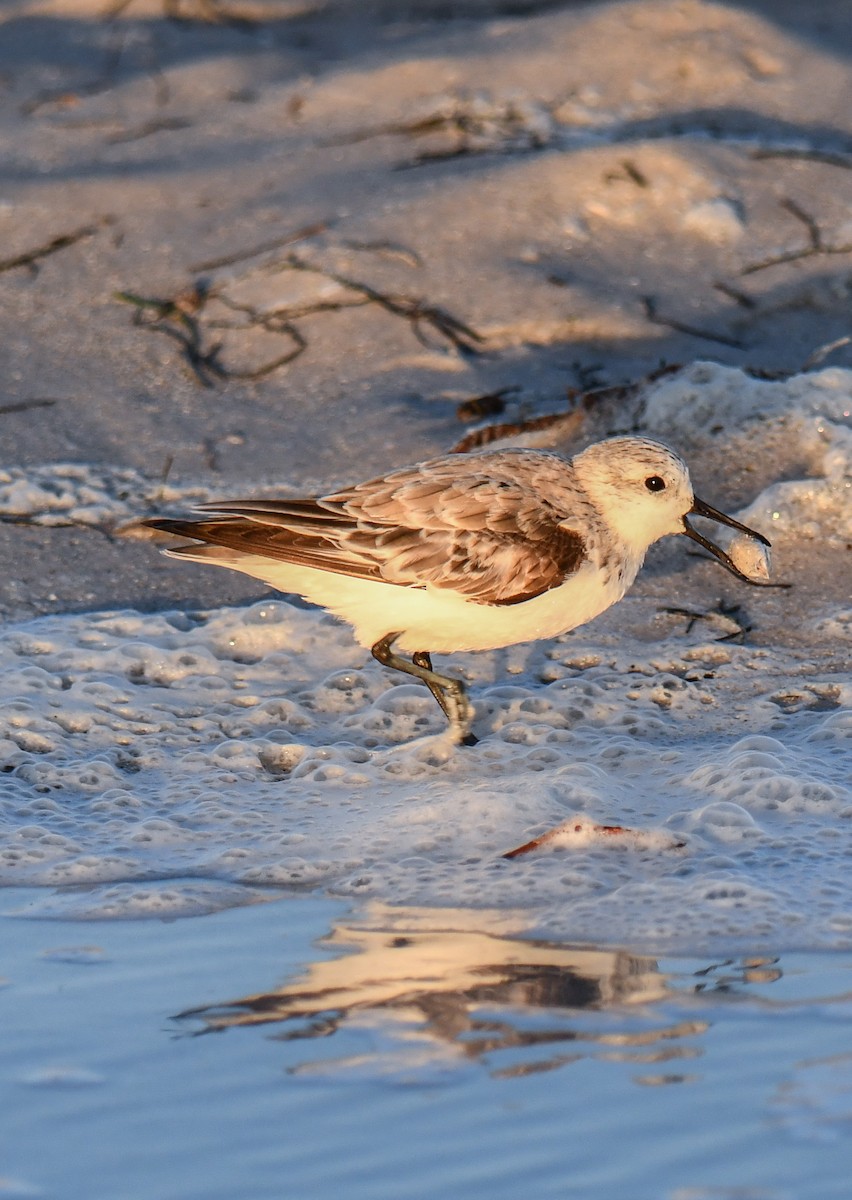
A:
682;496;778;586
728;533;772;582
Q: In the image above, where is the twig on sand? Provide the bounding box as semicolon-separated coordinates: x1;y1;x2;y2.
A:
450;365;683;454
455;387;519;422
188;223;329;273
603;158;650;188
641;296;746;349
327;94;555;169
114;287;307;386
0;220;111;275
117;236;482;386
339;239;423;269
802;335;852;370
751;147;852;171
741;197;852;276
662;601;751;643
107;117;192;144
779;197;823;250
452;409;584;454
0;398;58;416
269;254;485;354
713;281;757;309
115;288;220;387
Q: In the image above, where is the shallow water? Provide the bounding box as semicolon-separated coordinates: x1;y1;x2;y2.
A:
3;891;852;1199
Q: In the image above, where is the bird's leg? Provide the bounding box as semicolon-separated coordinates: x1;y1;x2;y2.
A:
411;651;453;717
411;651;479;746
371;634;477;746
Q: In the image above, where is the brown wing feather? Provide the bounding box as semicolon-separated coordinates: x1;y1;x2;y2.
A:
145;450;589;606
145;517;386;582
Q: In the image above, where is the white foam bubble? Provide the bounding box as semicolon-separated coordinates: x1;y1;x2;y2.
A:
0;597;848;952
642;363;852;539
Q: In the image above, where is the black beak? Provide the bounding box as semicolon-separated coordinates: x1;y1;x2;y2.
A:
682;496;774;586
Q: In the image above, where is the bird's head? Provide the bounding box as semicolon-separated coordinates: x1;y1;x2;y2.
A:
572;436;771;582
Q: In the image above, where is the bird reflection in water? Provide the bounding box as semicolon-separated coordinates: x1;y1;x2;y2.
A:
176;905;781;1081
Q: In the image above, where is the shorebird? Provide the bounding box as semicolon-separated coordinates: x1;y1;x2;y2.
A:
141;436;772;744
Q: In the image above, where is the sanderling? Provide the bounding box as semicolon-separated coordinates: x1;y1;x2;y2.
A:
140;436;772;745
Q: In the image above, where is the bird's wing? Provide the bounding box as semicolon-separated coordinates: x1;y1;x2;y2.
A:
148;452;589;606
145;503;386;583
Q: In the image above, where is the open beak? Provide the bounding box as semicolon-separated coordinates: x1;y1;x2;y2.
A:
682;496;773;586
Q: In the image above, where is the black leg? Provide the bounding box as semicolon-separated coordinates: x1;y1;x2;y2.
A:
411;651;449;716
371;634;477;745
412;651;478;746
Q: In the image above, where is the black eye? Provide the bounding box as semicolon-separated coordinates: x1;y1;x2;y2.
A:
645;476;666;492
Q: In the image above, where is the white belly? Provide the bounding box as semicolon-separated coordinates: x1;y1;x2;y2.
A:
180;550;642;653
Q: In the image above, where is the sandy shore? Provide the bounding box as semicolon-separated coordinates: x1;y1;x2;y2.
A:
1;0;851;618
